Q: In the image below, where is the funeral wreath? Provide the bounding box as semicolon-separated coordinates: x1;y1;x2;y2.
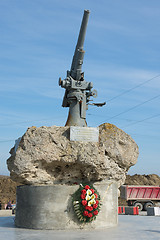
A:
72;184;101;222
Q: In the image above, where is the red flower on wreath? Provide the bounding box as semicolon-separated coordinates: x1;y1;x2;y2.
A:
80;194;86;199
96;200;99;204
83;211;89;216
94;193;98;198
85;206;93;211
93;204;98;209
82;200;87;206
93;210;98;215
88;213;93;218
81;189;86;194
85;185;90;190
90;189;95;194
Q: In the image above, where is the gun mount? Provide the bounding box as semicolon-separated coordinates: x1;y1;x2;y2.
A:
59;10;104;127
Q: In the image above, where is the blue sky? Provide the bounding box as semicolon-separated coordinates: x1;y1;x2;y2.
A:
0;0;160;176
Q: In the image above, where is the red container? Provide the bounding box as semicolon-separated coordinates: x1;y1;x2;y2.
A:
120;185;160;211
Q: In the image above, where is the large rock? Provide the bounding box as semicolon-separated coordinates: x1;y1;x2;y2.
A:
7;123;139;187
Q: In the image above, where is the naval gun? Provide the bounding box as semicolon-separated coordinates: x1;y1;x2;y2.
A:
59;10;105;126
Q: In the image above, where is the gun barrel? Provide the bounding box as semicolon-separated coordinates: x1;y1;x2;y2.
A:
70;10;90;80
76;9;90;51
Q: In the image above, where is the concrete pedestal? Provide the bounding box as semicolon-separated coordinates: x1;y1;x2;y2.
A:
15;181;118;230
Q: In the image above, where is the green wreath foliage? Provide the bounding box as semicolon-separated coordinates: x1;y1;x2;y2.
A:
72;183;101;223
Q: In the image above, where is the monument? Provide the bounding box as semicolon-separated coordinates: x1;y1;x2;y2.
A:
7;10;139;230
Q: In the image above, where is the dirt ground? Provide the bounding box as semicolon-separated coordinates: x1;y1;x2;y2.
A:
0;175;19;209
0;174;160;209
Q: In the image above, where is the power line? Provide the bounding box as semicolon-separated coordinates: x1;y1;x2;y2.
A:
87;113;160;125
100;93;160;123
107;74;160;102
0;114;160;144
126;132;160;139
0;139;15;143
0;115;65;127
87;73;160;113
1;74;159;127
122;113;160;128
0;118;51;127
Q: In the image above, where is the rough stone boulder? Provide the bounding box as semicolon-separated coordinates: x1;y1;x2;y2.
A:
7;123;139;187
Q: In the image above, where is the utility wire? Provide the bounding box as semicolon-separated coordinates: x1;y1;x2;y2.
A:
122;113;160;128
100;93;160;123
125;132;160;139
87;73;160;113
87;113;160;125
0;139;15;143
1;114;160;143
0;118;52;127
1;74;159;127
107;74;160;102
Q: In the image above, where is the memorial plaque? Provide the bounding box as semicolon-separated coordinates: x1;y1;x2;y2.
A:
70;126;99;142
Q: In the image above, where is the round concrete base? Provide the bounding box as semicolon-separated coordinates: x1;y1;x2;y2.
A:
15;181;118;230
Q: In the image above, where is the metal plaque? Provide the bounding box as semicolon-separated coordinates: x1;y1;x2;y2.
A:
70;126;99;142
